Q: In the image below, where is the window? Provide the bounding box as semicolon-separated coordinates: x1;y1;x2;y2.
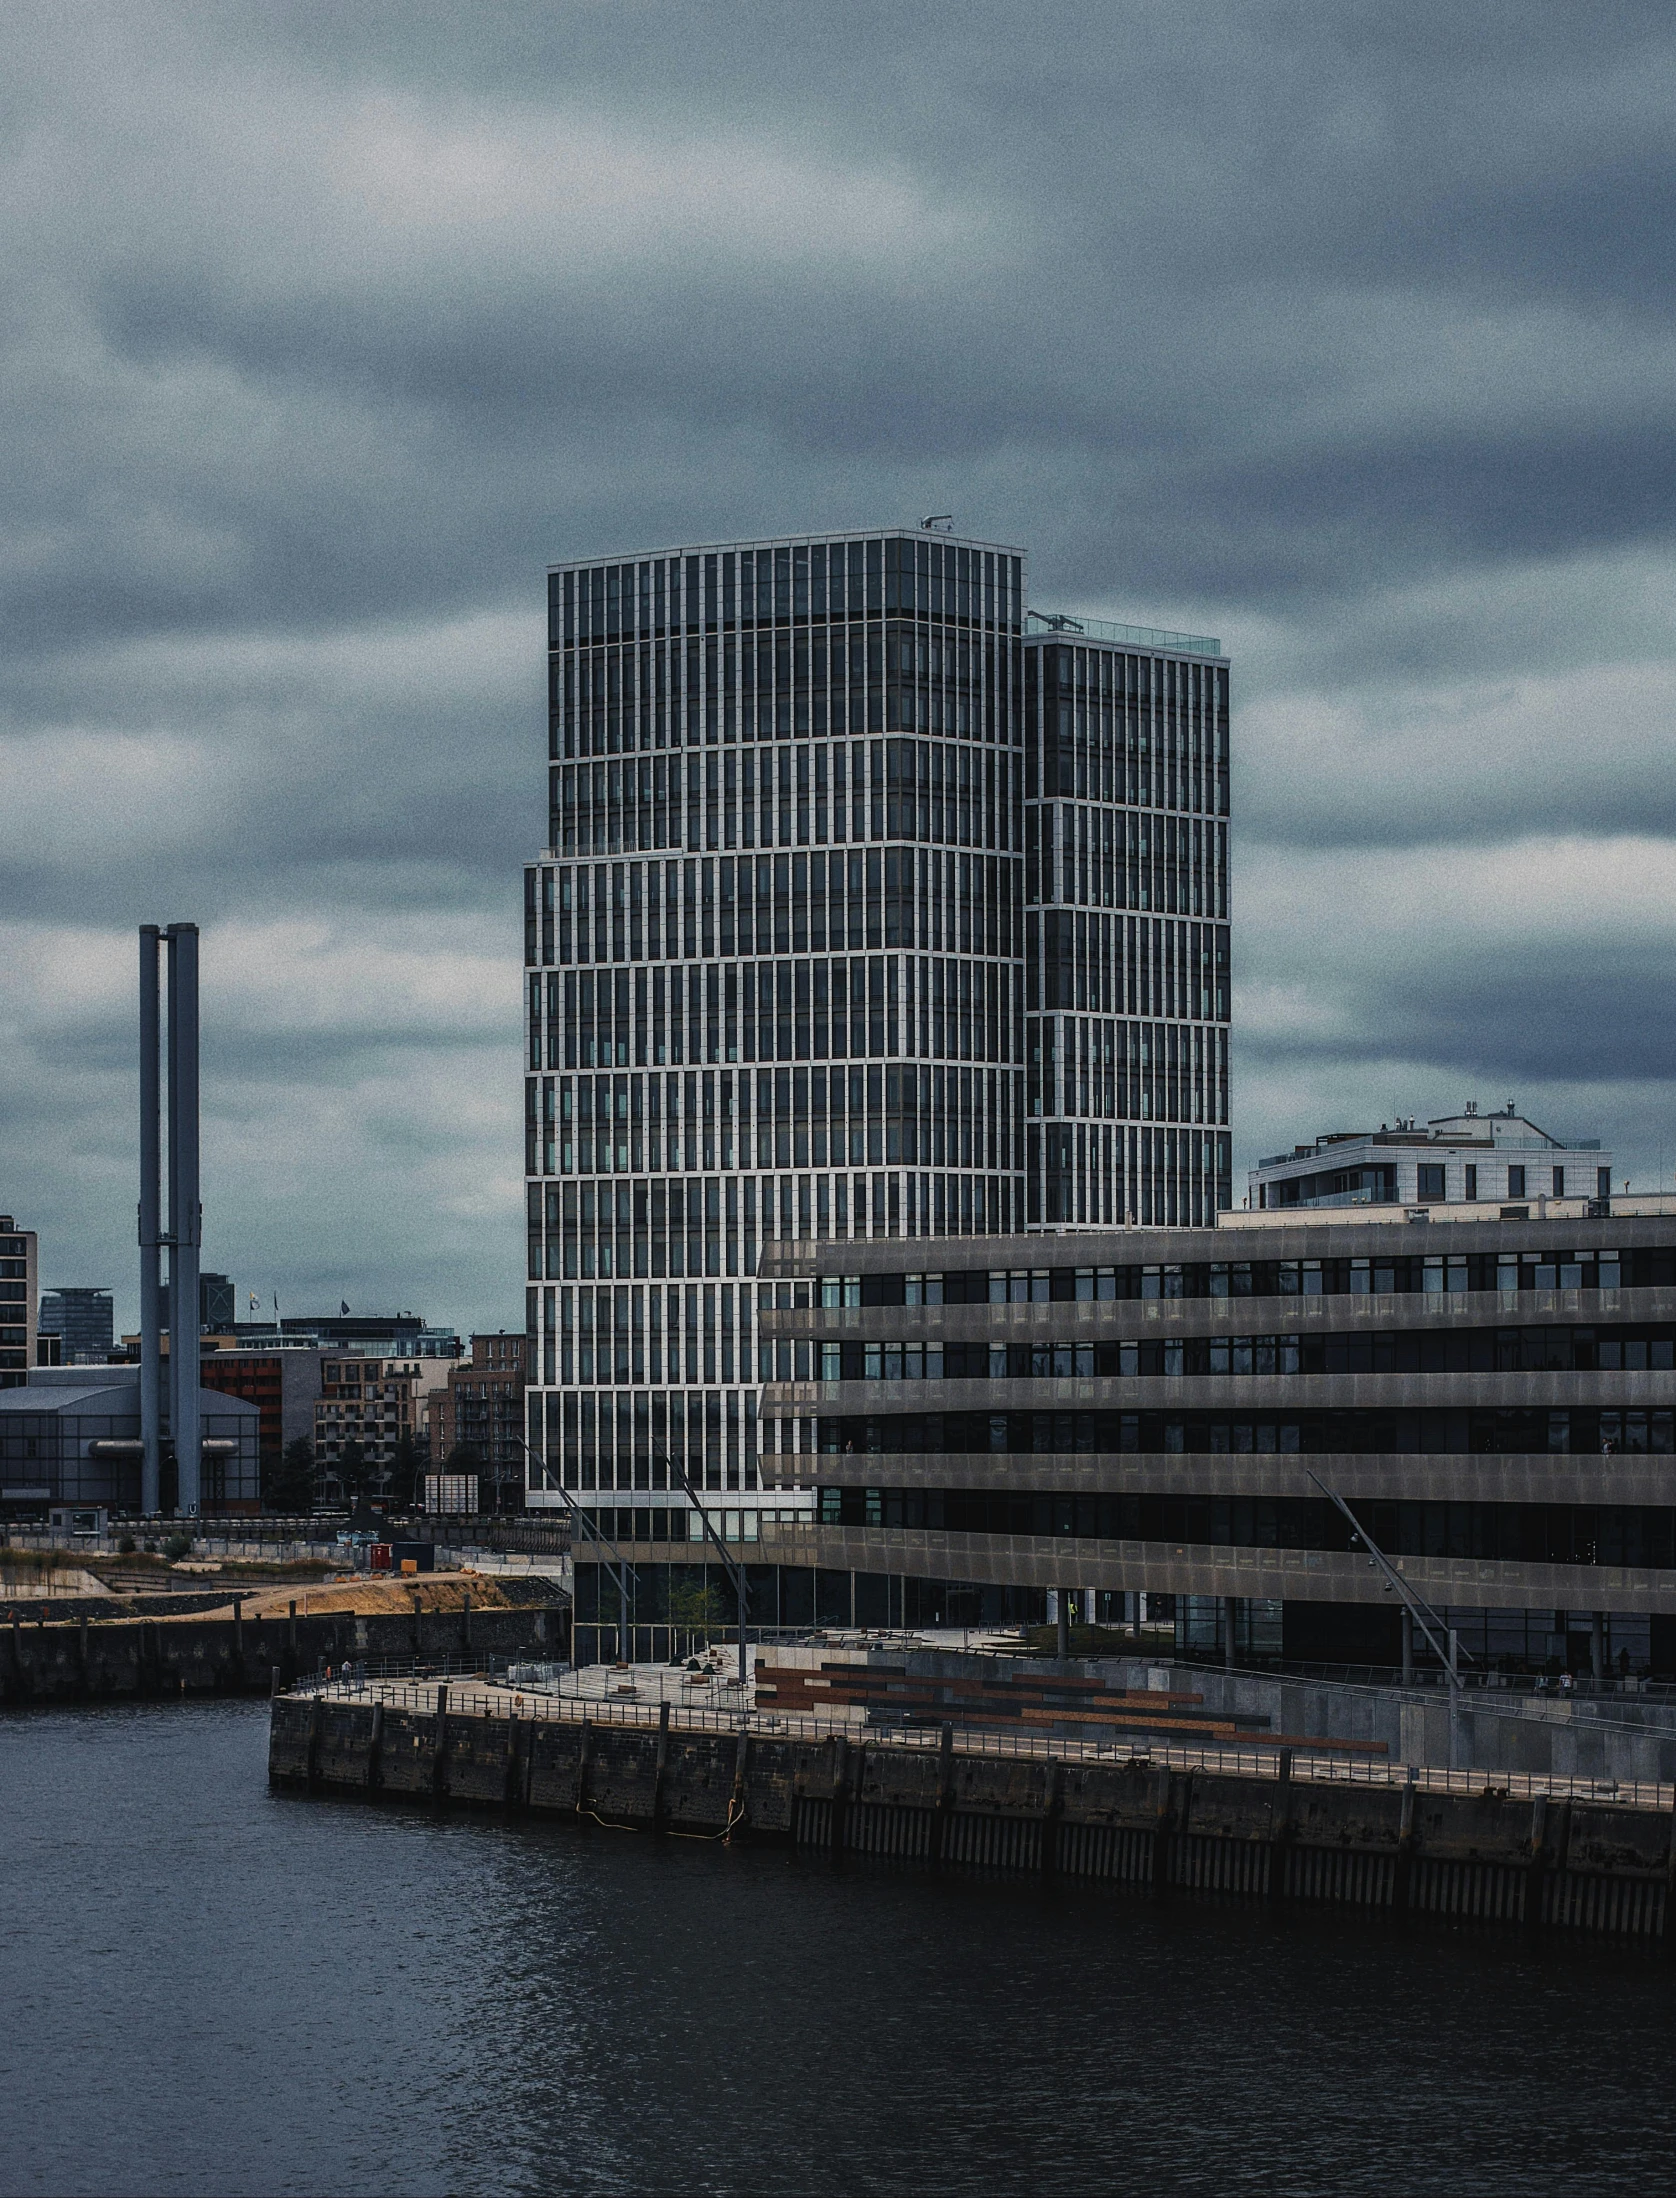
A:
1553;1167;1565;1197
1417;1164;1445;1202
1464;1165;1477;1200
1507;1166;1526;1198
1599;1167;1612;1200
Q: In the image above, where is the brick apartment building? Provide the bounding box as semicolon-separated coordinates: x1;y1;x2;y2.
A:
427;1332;527;1512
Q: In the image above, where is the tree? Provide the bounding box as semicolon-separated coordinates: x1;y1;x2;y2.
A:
265;1437;316;1515
668;1580;728;1643
386;1431;428;1514
336;1438;370;1510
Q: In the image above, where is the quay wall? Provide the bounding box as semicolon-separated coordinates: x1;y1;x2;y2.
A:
269;1694;1676;1943
0;1604;567;1706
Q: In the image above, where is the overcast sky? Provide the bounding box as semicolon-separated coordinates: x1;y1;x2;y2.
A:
5;1;1675;1333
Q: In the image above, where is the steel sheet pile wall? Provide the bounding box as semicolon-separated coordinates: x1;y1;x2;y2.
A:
270;1695;1676;1942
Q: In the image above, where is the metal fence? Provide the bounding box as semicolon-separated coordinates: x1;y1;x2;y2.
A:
285;1669;1676;1810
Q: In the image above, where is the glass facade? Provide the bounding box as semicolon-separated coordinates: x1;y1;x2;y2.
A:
523;531;1233;1515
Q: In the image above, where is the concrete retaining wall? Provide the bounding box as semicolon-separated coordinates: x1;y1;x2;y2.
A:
269;1694;1676;1943
0;1603;567;1704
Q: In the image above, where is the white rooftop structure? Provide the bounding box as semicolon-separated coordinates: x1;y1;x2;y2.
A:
1247;1103;1613;1216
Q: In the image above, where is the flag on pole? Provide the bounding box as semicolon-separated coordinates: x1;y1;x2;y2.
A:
340;1300;350;1316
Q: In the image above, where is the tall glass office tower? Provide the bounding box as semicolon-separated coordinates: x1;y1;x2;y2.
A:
523;530;1230;1522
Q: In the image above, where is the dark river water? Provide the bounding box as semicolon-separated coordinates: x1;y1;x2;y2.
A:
5;1700;1676;2196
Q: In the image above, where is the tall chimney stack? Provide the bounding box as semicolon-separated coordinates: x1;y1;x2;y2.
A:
139;922;202;1516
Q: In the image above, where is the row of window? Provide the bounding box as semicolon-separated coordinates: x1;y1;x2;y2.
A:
814;1485;1676;1570
820;1326;1676;1382
529;1169;1023;1282
552;539;1024;647
819;1247;1651;1306
526;849;1020;965
814;1409;1672;1456
1264;1161;1607;1207
529;1062;1020;1176
1032;1013;1232;1128
549;739;1025;857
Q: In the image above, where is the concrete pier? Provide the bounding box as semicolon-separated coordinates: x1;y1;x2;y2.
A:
270;1684;1676;1944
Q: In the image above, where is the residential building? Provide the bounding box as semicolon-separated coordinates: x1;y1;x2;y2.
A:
1250;1104;1613;1215
524;529;1232;1530
566;1207;1676;1675
427;1332;527;1513
199;1346;326;1489
0;1216;37;1390
2;1367;259;1515
38;1287;115;1364
312;1356;426;1501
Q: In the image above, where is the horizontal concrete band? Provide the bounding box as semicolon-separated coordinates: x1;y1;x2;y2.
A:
580;1522;1676;1615
760;1217;1676;1275
754;1448;1676;1505
759;1287;1676;1341
767;1370;1676;1409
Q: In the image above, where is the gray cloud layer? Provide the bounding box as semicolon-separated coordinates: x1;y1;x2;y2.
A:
4;1;1676;1325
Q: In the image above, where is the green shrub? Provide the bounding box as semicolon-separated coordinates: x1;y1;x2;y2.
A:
117;1534;136;1555
162;1531;194;1562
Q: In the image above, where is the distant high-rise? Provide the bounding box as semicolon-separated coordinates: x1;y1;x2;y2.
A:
523;528;1231;1523
38;1286;114;1365
0;1216;37;1390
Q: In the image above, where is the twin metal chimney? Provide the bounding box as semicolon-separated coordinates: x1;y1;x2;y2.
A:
139;924;201;1516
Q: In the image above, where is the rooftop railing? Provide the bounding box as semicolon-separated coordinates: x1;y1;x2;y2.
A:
1026;608;1225;659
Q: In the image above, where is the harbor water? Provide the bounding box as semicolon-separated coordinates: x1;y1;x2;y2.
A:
4;1699;1676;2196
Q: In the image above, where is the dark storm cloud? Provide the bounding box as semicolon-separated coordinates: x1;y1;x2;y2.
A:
4;0;1676;1322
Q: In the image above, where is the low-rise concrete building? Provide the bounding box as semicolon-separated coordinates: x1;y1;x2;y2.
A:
1;1367;260;1515
568;1206;1676;1676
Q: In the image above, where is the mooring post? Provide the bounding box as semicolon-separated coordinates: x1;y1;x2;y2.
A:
651;1698;671;1832
1269;1747;1295;1901
431;1682;449;1801
1151;1766;1175;1891
574;1714;594;1816
1393;1766;1418;1912
1526;1793;1550;1932
930;1721;955;1867
729;1723;752;1837
78;1614;90;1697
305;1694;325;1792
1664;1784;1676;1956
830;1733;851;1854
1041;1756;1065;1877
368;1700;385;1792
233;1595;244;1670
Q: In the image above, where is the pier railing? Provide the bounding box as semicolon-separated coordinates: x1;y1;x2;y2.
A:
285;1669;1676;1811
